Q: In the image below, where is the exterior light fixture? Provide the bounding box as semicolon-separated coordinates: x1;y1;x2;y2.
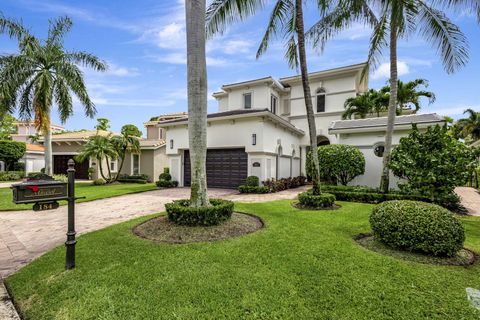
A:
170;139;174;149
252;134;257;145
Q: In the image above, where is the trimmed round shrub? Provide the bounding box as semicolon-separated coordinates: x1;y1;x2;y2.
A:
92;178;106;186
245;176;259;187
306;144;365;185
159;172;172;181
166;199;234;226
298;190;336;208
156;180;178;188
370;200;465;257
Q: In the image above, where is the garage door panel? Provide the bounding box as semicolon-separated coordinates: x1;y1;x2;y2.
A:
53;155;89;179
184;148;247;189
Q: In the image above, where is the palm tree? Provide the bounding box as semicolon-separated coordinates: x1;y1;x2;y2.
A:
0;16;107;175
111;124;142;181
76;135;118;183
187;0;209;207
455;109;480;142
207;0;327;195
307;0;470;192
343;89;388;119
380;79;435;113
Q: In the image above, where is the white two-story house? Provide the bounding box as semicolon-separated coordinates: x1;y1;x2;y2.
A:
157;62;444;189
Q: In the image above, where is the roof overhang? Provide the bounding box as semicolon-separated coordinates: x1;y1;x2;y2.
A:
159;110;305;136
280;62;367;85
329;119;446;134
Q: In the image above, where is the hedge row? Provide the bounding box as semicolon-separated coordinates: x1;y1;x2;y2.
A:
298;190;336;208
320;185;430;204
166;199;234;226
239;176;307;194
0;171;24;181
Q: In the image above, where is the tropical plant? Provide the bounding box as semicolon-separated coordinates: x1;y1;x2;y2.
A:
307;0;471;192
206;0;327;195
454;109;480;142
0;16;107;175
187;0;209;207
389;124;476;209
110;124;142;181
76;135;118;183
95;118;111;131
306;144;365;185
0;113;17;140
380;79;435;113
0;140;26;170
342;89;388;119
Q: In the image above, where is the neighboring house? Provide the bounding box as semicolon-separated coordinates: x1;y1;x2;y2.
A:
155;62;445;189
9;121;65;174
44;127;169;181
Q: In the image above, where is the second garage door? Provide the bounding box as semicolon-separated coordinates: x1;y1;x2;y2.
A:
184;148;248;189
53;155;90;179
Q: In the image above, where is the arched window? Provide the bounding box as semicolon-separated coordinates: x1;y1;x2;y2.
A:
316;88;326;112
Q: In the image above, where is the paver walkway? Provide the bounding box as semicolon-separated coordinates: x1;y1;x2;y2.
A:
0;186;308;278
455;187;480;216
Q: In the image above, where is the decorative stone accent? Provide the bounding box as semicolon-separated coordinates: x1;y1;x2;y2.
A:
466;288;480;310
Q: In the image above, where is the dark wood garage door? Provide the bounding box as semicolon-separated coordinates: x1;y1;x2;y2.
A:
53;155;89;179
184;148;248;189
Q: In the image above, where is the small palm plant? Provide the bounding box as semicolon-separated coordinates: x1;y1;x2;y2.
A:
343;89;388;119
76;134;118;183
0;16;107;175
110;125;142;181
380;79;435;113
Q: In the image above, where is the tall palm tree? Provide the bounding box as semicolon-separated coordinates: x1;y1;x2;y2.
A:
380;79;435;113
343;88;388;119
207;0;327;195
455;109;480;142
0;16;107;175
307;0;470;192
76;135;118;183
187;0;209;207
111;124;142;181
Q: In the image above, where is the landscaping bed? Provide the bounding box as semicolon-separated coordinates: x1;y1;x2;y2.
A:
133;212;263;244
5;201;480;319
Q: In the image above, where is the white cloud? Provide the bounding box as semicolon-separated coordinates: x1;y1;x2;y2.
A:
139;22;186;50
428;105;479;117
105;63;140;77
371;61;410;80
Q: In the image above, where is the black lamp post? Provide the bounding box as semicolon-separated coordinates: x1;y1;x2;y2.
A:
65;159;77;269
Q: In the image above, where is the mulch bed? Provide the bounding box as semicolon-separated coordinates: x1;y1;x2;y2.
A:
355;233;477;266
133;212;264;244
291;201;342;211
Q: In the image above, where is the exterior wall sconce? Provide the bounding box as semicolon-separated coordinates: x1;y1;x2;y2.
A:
252;134;256;146
170;139;174;149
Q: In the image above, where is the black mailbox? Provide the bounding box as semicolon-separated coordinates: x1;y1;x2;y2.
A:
11;175;68;204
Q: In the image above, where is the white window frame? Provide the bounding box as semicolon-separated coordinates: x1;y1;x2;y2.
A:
243;92;253;109
316;88;326;113
131;153;141;175
110;159;118;172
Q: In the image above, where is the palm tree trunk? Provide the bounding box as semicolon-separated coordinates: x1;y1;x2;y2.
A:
379;22;398;193
114;149;127;181
186;0;209;207
105;156;112;182
295;0;321;195
98;158;109;181
43;122;53;176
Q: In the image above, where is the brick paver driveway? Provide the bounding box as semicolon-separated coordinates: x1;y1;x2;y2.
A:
0;186;307;278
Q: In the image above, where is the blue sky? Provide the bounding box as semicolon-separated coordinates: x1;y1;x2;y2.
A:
1;0;479;135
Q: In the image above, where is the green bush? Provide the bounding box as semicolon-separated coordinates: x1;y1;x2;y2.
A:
159;168;172;181
370;200;465;257
92;178;106;186
156;180;178;188
0;140;26;170
262;176;307;192
390;124;476;209
298;190;336;208
306;144;365;185
118;178;147;184
245;176;259;186
238;185;270;193
53;174;68;182
0;171;24;181
320;185;430;204
166;199;234;226
13;162;25;171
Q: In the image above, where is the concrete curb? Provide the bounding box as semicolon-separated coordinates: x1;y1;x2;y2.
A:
0;282;21;320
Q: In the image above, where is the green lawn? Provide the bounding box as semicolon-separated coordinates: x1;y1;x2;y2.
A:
6;201;480;319
0;183;157;211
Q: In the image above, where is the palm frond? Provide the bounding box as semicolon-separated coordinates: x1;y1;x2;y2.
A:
206;0;266;37
284;35;299;69
416;1;469;74
65;51;107;71
47;16;73;47
362;14;388;80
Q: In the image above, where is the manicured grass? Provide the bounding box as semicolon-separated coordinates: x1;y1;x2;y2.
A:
0;183;157;211
6;201;480;319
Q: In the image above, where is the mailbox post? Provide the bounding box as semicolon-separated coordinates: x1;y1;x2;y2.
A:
65;159;76;269
11;159;82;270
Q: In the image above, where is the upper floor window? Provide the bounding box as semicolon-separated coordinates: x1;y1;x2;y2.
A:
243;92;252;109
271;95;278;114
316;88;326;112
